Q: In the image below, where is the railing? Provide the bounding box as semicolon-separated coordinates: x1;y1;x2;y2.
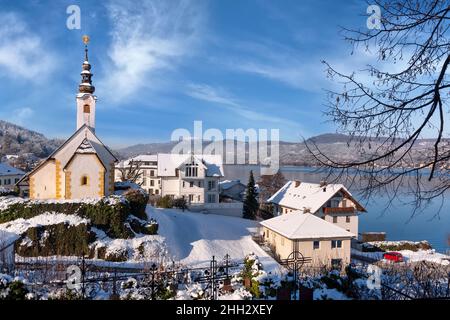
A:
323;207;355;214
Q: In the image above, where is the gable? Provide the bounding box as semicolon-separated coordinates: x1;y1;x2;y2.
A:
64;151;106;171
16;125;117;186
157;153;224;177
268;181;366;213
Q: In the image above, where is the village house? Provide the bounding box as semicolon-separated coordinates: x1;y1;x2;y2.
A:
115;155;161;195
0;162;24;191
157;153;223;204
260;212;354;269
219;179;246;202
17;38;118;199
267;181;366;235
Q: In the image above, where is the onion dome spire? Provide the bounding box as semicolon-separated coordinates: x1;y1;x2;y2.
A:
78;35;95;94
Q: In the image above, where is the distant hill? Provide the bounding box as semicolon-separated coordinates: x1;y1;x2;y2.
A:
117;142;178;158
0;121;441;169
306;133;352;144
0;120;62;159
117;133;442;167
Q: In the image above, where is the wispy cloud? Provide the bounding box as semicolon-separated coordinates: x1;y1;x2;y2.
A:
216;40;326;92
0;13;55;81
186;83;302;127
99;0;205;102
7;107;34;125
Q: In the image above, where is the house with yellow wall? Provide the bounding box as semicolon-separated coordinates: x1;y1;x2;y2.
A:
260;212;354;269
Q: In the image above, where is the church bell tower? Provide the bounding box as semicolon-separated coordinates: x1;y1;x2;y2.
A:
76;35;97;132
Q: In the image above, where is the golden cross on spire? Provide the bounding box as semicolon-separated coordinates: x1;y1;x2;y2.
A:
82;35;90;45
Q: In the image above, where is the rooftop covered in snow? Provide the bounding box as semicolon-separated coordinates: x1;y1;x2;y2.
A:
260;211;355;240
219;180;244;190
118;154;158;167
157;153;224;177
0;162;25;176
267;181;366;213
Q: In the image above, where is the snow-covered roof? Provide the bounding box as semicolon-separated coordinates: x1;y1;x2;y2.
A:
267;181;365;213
260;212;355;240
157;153;224;177
117;155;158;168
219;180;243;190
0;162;25;176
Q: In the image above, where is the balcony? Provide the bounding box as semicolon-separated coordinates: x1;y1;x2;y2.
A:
323;207;355;214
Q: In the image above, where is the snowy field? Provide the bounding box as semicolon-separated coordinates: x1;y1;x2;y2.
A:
352;248;450;266
146;206;282;273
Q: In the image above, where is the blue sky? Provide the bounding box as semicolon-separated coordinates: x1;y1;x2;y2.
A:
0;0;374;148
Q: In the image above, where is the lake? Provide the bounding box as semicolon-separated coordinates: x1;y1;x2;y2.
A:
223;165;450;254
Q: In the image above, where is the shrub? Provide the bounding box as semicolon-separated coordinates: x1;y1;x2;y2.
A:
0;189;17;197
16;223;93;257
105;248;128;262
124;189;149;220
173;197;187;210
0;275;29;300
0;196;134;239
128;217;158;235
144;222;158;235
156;195;173;208
148;195;160;206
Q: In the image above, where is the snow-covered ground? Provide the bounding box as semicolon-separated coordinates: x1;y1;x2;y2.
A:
146;206;281;273
352;248;450;266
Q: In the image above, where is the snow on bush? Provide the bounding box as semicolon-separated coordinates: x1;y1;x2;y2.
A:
90;227;168;263
0;212;90;235
0;273;29;300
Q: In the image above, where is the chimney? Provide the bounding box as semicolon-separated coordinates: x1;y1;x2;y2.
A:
294;181;301;187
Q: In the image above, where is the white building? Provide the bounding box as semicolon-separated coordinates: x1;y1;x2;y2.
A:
158;153;223;204
0;162;24;191
267;181;366;236
115;155;161;195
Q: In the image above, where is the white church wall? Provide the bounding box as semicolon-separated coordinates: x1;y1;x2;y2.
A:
66;154;105;199
30;161;56;199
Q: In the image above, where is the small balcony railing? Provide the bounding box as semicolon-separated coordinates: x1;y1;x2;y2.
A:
323;207;355;214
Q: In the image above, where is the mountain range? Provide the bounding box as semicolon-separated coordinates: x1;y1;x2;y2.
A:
0;120;441;168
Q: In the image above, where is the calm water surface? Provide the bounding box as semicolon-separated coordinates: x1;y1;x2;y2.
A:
223;165;450;253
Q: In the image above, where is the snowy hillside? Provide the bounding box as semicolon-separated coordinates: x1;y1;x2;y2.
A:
146;206;281;273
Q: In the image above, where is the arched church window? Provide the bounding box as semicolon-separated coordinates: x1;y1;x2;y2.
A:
83;105;90;113
81;176;89;186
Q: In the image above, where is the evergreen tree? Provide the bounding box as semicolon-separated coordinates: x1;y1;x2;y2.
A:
243;170;258;220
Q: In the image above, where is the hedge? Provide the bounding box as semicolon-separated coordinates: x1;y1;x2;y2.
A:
16;222;93;257
0;196;134;238
123;189;149;220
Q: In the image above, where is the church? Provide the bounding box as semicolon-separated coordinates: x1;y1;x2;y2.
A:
17;37;118;199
